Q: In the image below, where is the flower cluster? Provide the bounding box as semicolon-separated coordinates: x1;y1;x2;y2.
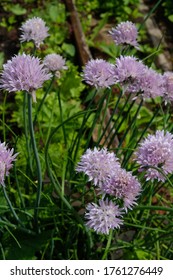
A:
20;17;49;48
135;130;173;181
85;199;123;235
101;168;141;211
76;147;142;234
76;147;120;187
163;72;173;103
114;56;146;94
82;59;116;88
43;54;67;72
43;53;68;78
0;53;52;102
81;20;173;103
109;21;139;49
0;141;18;186
139;67;165;99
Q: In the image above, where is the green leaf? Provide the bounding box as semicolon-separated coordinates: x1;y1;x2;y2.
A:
168;15;173;22
3;230;53;260
61;43;76;57
48;3;66;23
0;52;5;68
8;4;27;15
135;249;153;260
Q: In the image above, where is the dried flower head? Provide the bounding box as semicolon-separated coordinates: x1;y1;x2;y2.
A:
135;130;173;181
85;199;124;234
109;21;139;49
101;168;141;211
0;53;52;102
0;141;18;186
114;56;145;93
139;67;165;99
82;59;116;88
20;17;49;48
76;147;120;188
163;71;173;103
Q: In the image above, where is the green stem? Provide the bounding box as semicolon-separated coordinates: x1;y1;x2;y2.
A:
34;75;55;125
145;165;173;188
138;0;163;31
1;184;23;226
97;89;111;140
23;91;33;175
96;88;123;146
44;110;93;223
27;94;42;232
0;243;5;260
102;229;113;260
57;88;67;146
107;93;134;149
135;205;173;213
14;161;25;209
117;99;143;151
71;90;97;163
84;91;107;150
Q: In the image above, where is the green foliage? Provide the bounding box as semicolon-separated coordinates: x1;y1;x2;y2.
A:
163;0;173;22
0;0;173;261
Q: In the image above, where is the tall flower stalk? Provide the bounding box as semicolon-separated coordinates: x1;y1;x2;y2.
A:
2;183;23;226
28;94;42;232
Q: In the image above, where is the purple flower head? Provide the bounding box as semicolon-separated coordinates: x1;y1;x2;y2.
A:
75;147;120;188
20;17;49;48
163;71;173;103
115;56;146;93
85;199;124;234
0;54;52;102
135;130;173;181
101;168;141;211
139;67;165;99
43;54;68;73
82;59;116;88
0;141;18;186
109;21;139;49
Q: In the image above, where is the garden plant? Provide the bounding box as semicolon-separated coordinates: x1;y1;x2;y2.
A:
0;0;173;260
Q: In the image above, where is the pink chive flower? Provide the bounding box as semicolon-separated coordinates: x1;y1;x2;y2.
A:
163;71;173;103
135;130;173;182
101;168;142;211
0;53;52;102
139;67;165;99
114;56;146;94
75;147;120;188
43;54;67;72
82;59;116;88
0;141;18;186
85;199;124;234
109;21;139;49
19;17;49;48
